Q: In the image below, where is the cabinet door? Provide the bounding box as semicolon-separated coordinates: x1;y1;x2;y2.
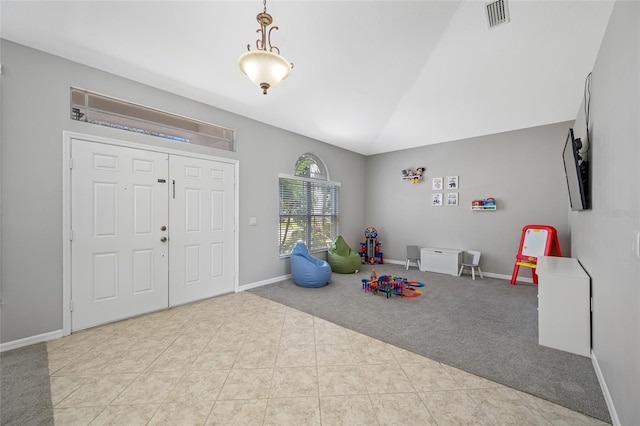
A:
537;258;590;357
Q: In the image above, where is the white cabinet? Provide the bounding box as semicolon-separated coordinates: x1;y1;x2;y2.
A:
420;248;462;276
537;256;591;357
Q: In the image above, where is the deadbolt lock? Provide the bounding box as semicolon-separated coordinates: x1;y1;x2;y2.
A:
160;225;167;231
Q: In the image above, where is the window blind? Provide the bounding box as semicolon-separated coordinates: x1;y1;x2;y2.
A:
279;176;340;256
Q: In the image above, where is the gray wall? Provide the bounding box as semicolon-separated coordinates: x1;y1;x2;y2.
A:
3;6;639;419
364;123;571;276
570;1;640;423
0;40;366;342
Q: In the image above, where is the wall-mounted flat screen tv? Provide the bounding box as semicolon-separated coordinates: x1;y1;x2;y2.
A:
562;128;590;211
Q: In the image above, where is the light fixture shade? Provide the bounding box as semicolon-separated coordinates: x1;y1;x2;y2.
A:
238;50;292;94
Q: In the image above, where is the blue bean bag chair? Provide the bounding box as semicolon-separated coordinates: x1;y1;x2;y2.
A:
290;241;332;288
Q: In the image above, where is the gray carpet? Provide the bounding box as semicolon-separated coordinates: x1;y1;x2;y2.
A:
250;263;611;423
0;343;53;425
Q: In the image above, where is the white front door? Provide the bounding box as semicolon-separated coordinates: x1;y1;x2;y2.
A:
71;140;169;331
169;155;236;306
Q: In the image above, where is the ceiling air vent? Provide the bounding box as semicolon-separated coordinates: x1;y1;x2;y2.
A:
486;0;510;28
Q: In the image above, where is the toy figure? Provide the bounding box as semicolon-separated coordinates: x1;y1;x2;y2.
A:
360;227;383;264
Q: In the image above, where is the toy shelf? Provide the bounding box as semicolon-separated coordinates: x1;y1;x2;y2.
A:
471;203;497;211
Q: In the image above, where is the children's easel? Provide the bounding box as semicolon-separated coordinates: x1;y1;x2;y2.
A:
510;225;562;285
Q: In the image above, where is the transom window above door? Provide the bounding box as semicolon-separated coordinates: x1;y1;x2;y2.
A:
70;87;235;151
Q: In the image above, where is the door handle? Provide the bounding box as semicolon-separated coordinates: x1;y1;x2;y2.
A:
160;236;167;242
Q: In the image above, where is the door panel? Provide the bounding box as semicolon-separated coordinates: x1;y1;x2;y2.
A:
133;249;154;293
71;140;169;331
169;156;235;306
93;252;118;300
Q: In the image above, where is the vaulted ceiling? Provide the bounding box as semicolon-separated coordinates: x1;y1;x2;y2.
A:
1;1;614;155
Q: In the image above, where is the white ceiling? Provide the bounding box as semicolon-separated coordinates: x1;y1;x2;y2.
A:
1;1;614;155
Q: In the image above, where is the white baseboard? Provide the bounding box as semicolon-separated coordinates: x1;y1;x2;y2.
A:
384;259;533;283
0;329;63;353
0;274;288;350
482;271;534;283
0;268;530;352
237;263;534;292
239;274;292;291
591;350;619;425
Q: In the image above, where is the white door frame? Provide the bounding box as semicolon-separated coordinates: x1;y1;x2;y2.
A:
62;131;239;336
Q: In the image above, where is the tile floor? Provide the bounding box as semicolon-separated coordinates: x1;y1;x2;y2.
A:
47;292;609;425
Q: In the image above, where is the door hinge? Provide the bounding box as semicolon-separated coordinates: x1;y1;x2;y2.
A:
70;300;73;312
69;229;73;241
69;158;74;169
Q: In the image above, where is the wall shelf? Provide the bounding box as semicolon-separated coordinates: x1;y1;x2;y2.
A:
471;199;497;211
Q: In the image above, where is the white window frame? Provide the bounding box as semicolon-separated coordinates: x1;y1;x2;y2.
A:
278;154;340;257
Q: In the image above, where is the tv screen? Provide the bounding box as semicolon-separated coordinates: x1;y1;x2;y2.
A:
562;128;590;211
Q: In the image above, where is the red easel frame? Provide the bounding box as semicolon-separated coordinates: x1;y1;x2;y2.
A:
510;225;562;285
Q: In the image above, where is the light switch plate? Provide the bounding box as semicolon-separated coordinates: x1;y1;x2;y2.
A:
249;217;257;226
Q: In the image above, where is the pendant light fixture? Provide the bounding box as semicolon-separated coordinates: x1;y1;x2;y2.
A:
238;0;294;95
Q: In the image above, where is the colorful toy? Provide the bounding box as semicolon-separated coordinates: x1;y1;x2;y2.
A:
361;270;424;299
360;227;383;264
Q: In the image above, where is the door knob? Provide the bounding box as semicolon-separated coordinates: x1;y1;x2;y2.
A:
160;236;167;242
160;225;167;231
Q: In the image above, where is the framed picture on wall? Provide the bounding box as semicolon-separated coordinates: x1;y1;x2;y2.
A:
432;192;443;206
446;192;459;206
447;176;459;190
432;177;443;191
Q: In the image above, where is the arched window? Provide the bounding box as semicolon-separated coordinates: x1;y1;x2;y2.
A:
294;153;328;180
279;154;340;256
